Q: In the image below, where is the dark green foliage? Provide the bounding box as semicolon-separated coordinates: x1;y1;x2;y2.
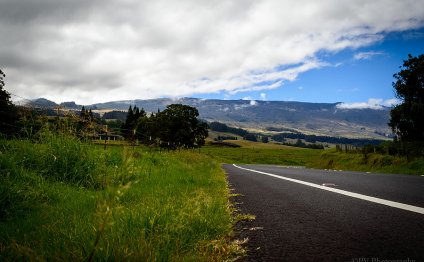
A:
122;105;146;139
215;135;238;141
0;69;18;137
80;107;98;122
194;121;209;147
279;139;324;149
121;104;209;149
136;113;158;145
295;139;305;147
154;104;208;148
209;122;248;136
272;132;383;146
261;136;269;143
102;110;127;121
243;133;257;142
389;54;424;143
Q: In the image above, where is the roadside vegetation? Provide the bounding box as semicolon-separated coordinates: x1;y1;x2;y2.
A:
203;139;424;175
318;150;424;175
0;131;243;260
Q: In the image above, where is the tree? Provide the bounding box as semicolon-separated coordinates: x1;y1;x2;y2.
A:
76;106;98;138
122;105;134;139
154;104;208;148
136;113;157;145
0;69;18;137
389;54;424;143
261;136;269;143
194;121;209;147
80;106;89;120
122;105;147;140
243;133;257;142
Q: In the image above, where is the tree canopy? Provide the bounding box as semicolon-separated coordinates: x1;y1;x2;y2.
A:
389;54;424;142
122;104;209;149
145;104;209;149
122;105;146;139
0;69;18;136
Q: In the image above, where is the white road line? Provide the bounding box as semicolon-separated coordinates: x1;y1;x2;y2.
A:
233;164;424;215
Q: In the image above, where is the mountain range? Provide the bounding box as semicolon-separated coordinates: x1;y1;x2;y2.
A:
25;97;393;139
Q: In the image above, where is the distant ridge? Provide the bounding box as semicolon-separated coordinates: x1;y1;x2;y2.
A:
24;97;392;139
25;98;58;108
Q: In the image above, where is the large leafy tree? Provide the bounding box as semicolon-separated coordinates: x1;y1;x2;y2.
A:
0;69;18;137
138;104;208;149
389;54;424;142
124;103;208;148
156;104;208;148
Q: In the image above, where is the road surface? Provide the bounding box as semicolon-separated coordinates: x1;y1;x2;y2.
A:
223;164;424;261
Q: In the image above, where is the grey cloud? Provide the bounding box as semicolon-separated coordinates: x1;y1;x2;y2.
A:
0;0;101;24
1;0;424;104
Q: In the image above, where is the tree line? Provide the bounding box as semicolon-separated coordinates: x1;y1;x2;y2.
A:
121;104;209;149
271;133;382;147
208;121;248;137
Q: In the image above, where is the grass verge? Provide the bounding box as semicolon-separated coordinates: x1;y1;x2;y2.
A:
202;140;424;175
0;132;243;261
315;150;424;175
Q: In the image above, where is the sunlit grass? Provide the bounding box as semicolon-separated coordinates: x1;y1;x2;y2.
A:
316;150;424;175
201;143;322;166
202;140;423;175
0;132;243;261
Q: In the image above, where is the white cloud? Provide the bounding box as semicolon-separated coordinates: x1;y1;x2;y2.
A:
233;99;257;110
260;93;267;100
336;98;400;110
382;98;401;107
353;51;385;60
1;0;424;104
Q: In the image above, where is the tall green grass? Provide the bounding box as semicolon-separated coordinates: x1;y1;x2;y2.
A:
315;150;424;175
0;131;242;260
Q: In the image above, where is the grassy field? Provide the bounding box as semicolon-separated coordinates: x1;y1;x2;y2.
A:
0;132;244;261
202;140;323;166
203;139;424;175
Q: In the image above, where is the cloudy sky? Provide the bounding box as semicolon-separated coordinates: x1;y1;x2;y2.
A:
1;0;424;107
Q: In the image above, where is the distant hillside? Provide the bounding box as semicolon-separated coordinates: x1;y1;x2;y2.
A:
25;97;393;139
25;98;58;108
90;98;392;139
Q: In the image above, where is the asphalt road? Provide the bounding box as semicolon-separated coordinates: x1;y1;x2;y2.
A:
223;164;424;262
